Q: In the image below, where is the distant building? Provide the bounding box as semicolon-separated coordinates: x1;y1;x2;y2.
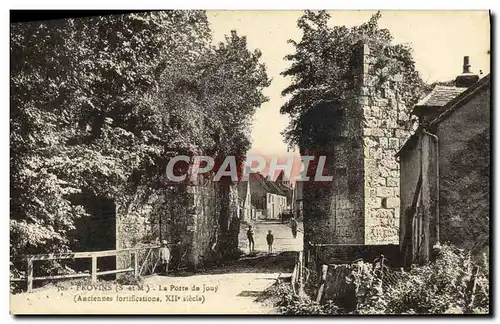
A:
274;170;294;208
293;180;303;220
397;57;490;265
237;180;255;222
275;170;292;189
249;173;289;220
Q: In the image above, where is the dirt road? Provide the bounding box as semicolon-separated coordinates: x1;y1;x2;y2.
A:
239;219;304;253
10;252;296;315
11;219;303;315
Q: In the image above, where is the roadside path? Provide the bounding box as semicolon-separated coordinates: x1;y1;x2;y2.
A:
10;251;298;315
239;219;304;254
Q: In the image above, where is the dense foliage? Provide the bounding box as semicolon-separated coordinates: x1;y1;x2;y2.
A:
10;11;270;271
275;245;489;315
269;280;344;315
280;10;426;147
350;245;489;314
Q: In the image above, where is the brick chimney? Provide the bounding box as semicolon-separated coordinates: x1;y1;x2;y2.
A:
455;56;479;88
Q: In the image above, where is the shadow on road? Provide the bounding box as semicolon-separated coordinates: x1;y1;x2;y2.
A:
237;290;265;297
167;251;297;277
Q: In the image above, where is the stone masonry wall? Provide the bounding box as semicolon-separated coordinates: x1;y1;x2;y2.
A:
188;183;218;270
116;180;239;272
330;98;366;244
358;43;414;245
302;41;414;252
115;192;161;272
301;53;365;245
436;87;490;252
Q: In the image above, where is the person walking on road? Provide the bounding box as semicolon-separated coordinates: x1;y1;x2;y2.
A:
290;217;298;239
247;225;255;253
159;240;170;276
266;230;274;253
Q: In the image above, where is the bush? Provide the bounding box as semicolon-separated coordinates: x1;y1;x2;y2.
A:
351;244;490;314
273;245;489;315
279;297;343;315
272;281;343;315
116;273;143;286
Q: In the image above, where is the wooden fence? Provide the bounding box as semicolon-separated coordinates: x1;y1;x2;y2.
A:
291;251;305;297
11;245;161;293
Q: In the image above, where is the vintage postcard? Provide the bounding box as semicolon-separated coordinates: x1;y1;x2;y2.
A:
10;10;491;315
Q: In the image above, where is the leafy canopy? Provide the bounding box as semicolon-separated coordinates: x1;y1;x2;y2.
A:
280;10;425;147
10;11;270;265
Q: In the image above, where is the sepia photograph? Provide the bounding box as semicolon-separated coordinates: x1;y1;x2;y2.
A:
9;9;491;315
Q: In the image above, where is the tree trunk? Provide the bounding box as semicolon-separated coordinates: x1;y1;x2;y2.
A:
216;180;240;260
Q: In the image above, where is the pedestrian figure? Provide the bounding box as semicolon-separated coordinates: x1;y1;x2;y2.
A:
266;230;274;253
290;217;298;239
159;240;170;276
247;225;255;252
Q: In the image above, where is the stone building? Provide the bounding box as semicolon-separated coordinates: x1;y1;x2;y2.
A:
249;172;289;220
301;41;413;266
293;180;303;220
397;58;490;265
275;170;293;190
275;170;294;209
237;180;255;222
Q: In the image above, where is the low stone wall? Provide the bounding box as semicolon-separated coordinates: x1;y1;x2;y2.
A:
116;181;240;273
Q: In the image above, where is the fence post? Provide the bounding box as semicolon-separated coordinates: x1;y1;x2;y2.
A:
91;255;97;283
291;258;298;295
316;264;328;303
26;256;33;293
297;251;305;297
134;250;139;279
465;265;480;313
379;254;385;285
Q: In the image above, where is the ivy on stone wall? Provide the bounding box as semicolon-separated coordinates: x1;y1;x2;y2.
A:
280;10;426;148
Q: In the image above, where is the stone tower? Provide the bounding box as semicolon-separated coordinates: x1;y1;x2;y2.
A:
301;41;413;253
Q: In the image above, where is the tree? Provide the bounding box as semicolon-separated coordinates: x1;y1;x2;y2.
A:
10;11;270;272
11;18;89;258
280;10;425;147
199;31;270;169
196;31;271;258
11;12;213;258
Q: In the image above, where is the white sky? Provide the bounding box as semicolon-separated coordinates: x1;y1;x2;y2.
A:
206;10;491;158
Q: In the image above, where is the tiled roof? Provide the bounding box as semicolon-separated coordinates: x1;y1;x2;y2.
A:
397;74;490;158
249;173;274;194
415;85;467;107
268;181;289;196
249;173;288;196
430;74;490;126
275;170;291;184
